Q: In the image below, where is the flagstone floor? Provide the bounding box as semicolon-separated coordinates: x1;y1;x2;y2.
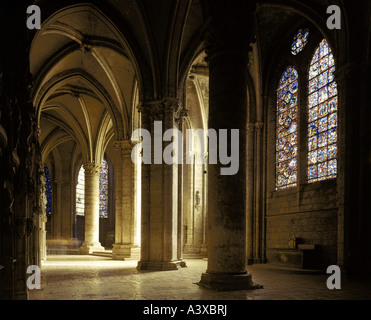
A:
28;255;371;300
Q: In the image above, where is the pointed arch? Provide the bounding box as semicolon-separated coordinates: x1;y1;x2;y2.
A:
307;39;338;182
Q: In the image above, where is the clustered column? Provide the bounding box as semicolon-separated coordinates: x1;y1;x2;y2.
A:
79;163;104;254
137;99;187;270
112;140;136;259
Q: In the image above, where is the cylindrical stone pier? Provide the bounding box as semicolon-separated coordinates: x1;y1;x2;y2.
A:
198;0;262;290
79;163;104;254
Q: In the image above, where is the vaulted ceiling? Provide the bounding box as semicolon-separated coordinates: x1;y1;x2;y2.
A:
31;0;207;164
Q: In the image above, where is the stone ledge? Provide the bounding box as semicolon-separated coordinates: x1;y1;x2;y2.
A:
198;272;263;291
266;246;320;269
137;260;187;271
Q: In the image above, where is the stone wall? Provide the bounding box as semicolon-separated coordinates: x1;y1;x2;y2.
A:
266;180;338;268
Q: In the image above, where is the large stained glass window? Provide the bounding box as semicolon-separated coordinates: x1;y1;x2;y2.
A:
75;159;109;218
99;159;109;218
291;29;309;55
276;67;298;190
44;164;52;217
308;39;337;182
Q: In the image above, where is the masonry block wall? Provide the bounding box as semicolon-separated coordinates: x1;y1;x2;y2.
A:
266;180;338;268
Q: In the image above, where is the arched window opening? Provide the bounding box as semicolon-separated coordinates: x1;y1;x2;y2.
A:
308;39;337;182
76;166;85;216
75;159;109;218
44;164;52;217
276;67;298;190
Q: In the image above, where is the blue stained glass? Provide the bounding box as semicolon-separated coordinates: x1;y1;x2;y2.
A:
291;29;310;55
308;39;338;183
75;159;110;218
99;159;109;218
276;67;299;190
308;165;318;179
44;165;52;217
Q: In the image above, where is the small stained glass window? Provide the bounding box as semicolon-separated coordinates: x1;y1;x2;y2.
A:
307;39;337;183
99;159;109;218
291;29;309;55
44;164;52;216
75;159;109;218
276;67;298;190
76;166;85;216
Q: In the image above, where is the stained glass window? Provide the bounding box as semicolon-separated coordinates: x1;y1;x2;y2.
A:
76;166;85;216
44;164;52;217
308;39;337;182
291;29;309;55
75;159;109;218
99;159;109;218
276;67;298;190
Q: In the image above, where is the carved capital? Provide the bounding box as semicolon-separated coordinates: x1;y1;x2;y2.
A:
83;163;102;176
255;122;264;134
246;123;255;135
164;100;188;126
138;99;187;125
138;101;164;121
113;140;137;156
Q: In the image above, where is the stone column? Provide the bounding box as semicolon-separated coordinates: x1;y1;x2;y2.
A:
137;99;187;270
198;0;262;290
112;140;136;259
79;163;104;254
200;158;208;256
254;122;263;263
246;123;255;265
183;156;195;253
336;63;371;278
60;179;74;240
52;179;61;239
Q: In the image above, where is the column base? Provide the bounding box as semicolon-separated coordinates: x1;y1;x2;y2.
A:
184;244;200;254
183;244;207;259
112;244;134;260
198;272;263;291
137;260;187;271
78;242;104;255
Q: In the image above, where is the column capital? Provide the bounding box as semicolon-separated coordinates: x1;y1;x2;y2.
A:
246;123;255;135
137;99;188;125
113;140;137;156
255;122;264;134
83;163;102;176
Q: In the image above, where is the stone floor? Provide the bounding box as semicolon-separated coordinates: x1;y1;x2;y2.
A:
28;255;371;301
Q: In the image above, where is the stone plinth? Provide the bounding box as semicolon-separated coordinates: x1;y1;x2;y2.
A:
137;260;187;271
198;272;263;291
79;242;104;255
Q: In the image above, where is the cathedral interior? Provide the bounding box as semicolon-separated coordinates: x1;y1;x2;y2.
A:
0;0;371;301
